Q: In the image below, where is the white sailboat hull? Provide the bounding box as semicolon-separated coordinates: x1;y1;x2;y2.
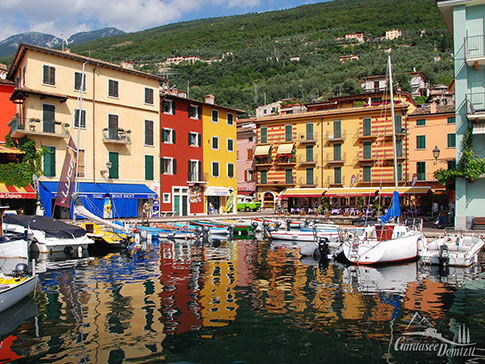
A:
0;276;38;313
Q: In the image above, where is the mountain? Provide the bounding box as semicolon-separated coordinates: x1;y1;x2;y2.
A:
67;27;125;45
0;27;125;58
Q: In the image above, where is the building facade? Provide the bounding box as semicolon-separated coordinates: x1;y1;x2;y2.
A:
0;79;15;143
7;44;163;218
437;0;485;229
236;121;257;197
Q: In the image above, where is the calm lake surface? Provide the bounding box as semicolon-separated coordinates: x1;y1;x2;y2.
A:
2;239;485;363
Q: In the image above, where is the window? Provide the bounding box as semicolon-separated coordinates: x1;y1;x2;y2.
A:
43;65;55;85
334;120;341;138
260;169;268;184
447;133;456;148
43;104;55;133
306;168;314;185
334;167;342;184
188;104;200;119
363;141;372;159
334;143;342;161
285;169;293;184
77;149;85;178
363;117;371;136
109;152;119;179
211;136;219;150
306;145;313;162
145;120;154;146
188;160;202;181
397;163;403;181
74;72;86;91
227;138;234;152
43;146;56;177
396;138;403;158
306;123;314;140
163;193;171;203
417;161;426;181
189;132;201;147
144;88;154;105
227;113;234;125
108;114;118;140
22;67;26;86
416;135;426;149
261;127;268;143
74;109;86;128
245;169;254;182
363;165;371;182
161;157;176;175
145;155;154;180
211;110;219;123
394;115;402;132
108;79;119;98
162;99;175;115
227;163;235;178
447;116;456;124
212;161;219;177
162;128;176;144
416;119;426;126
285;124;292;141
448;160;456;170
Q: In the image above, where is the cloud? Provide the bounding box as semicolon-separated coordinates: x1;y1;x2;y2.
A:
0;0;264;40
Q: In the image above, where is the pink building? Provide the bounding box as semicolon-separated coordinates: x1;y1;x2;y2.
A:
237;121;256;196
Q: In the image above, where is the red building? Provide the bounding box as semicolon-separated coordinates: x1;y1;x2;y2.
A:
160;92;205;215
0;78;16;143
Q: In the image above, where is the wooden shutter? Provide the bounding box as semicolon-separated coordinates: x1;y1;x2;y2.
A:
109;152;119;179
145;155;154;180
248;149;253;160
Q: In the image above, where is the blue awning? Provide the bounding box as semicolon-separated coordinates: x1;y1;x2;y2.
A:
40;182;106;199
97;183;157;199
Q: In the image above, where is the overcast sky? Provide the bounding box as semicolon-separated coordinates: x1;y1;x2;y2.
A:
0;0;327;40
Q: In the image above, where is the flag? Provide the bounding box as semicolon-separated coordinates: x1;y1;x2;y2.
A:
55;136;78;208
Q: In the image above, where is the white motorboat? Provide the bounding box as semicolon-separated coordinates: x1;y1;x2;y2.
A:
419;234;484;267
0;263;38;313
3;215;93;258
0;206;30;260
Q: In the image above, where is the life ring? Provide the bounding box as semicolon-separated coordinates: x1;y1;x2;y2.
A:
183;225;188;230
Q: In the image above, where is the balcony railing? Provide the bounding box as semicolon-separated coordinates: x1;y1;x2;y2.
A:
188;172;209;185
466;93;485;119
275;154;296;165
298;156;317;165
355;151;377;163
326;175;346;186
325;152;346;165
356;127;378;139
254;155;273;165
102;128;131;144
298;177;319;187
325;130;346;142
383;125;407;137
465;35;485;65
9;115;69;139
297;133;319;143
382;151;405;160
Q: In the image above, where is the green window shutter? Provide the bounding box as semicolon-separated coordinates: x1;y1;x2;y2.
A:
447;116;456;124
145;155;154;180
261;127;268;143
306;145;313;162
198;133;202;147
397;163;403;181
416;119;426;126
447;133;456;148
43;146;56;177
396;139;403;157
416;135;426;149
188;160;192;180
417;162;426;180
363;165;371;182
173;159;177;174
363;141;372;159
334;120;341;138
306;168;314;184
161;158;165;173
109;152;119;179
334;167;341;184
334;143;341;160
173;130;176;143
285;169;293;184
171;100;176;115
261;169;267;184
363;118;371;136
394;115;402;131
306;123;313;140
197;106;201;119
285;124;292;141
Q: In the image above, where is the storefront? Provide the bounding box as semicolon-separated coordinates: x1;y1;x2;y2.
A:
205;186;235;214
0;183;36;213
278;188;327;212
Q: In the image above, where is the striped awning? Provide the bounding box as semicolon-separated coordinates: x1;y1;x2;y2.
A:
279;188;327;199
276;143;294;155
325;187;379;197
473;122;485;134
254;145;271;156
0;183;36;199
379;186;431;196
0;145;24;154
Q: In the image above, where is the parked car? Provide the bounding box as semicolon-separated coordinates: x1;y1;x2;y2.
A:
237;196;261;212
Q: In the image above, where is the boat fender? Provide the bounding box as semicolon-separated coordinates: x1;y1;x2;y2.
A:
183;225;189;230
77;246;83;257
417;238;424;251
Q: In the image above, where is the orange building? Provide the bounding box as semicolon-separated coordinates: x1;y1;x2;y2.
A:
0;79;16;143
408;103;456;195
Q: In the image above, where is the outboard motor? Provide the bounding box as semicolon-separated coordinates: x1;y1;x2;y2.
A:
286;219;291;231
305;219;311;227
299;222;305;230
262;221;270;241
195;226;203;238
202;226;210;243
228;224;235;240
275;221;282;231
439;244;449;267
251;221;259;233
318;237;330;258
11;263;30;277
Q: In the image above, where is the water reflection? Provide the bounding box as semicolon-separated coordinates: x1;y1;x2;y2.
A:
1;239;484;363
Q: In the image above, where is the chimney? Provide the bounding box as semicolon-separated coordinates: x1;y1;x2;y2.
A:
205;94;215;104
430;101;437;114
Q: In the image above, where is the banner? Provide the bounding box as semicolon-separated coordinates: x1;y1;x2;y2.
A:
55;136;78;208
32;174;39;194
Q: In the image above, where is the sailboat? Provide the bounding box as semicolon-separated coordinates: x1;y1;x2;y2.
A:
341;55;426;265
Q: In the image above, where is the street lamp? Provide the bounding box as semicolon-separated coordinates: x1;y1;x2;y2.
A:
432;145;440;165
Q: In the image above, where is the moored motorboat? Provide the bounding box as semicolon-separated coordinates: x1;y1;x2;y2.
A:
191;220;253;234
419;234;484;267
0;263;38;313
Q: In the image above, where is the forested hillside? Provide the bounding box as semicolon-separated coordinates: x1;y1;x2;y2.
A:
13;0;455;114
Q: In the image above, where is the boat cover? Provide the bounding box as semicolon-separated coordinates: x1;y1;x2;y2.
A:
380;191;401;224
4;215;86;238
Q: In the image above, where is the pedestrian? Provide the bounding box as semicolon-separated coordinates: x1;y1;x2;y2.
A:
142;201;151;226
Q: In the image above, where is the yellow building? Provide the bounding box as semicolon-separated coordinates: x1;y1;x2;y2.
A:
242;91;426;209
201;94;243;214
7;44;163;218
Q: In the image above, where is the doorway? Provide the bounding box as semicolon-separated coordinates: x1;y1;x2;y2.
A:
173;187;189;216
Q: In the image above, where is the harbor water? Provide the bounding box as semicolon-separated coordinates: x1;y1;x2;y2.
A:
2;238;485;363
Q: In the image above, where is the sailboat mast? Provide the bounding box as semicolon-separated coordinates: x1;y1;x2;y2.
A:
388;55;398;191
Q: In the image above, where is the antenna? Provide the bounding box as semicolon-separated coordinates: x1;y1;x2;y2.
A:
60;33;72;51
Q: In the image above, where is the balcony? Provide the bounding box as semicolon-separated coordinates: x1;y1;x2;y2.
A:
355;152;377;164
381;151;405;161
274;154;296;166
297;133;319;144
102;128;131;144
383;126;406;138
325;130;346;142
298;156;317;166
256;179;296;188
465;35;485;67
187;172;208;186
9;115;69;139
254;155;273;167
326;175;346;186
325;152;346;165
356;127;378;140
466;93;485;120
298;177;319;188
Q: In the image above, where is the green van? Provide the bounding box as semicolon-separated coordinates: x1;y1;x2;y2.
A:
237;196;261;212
